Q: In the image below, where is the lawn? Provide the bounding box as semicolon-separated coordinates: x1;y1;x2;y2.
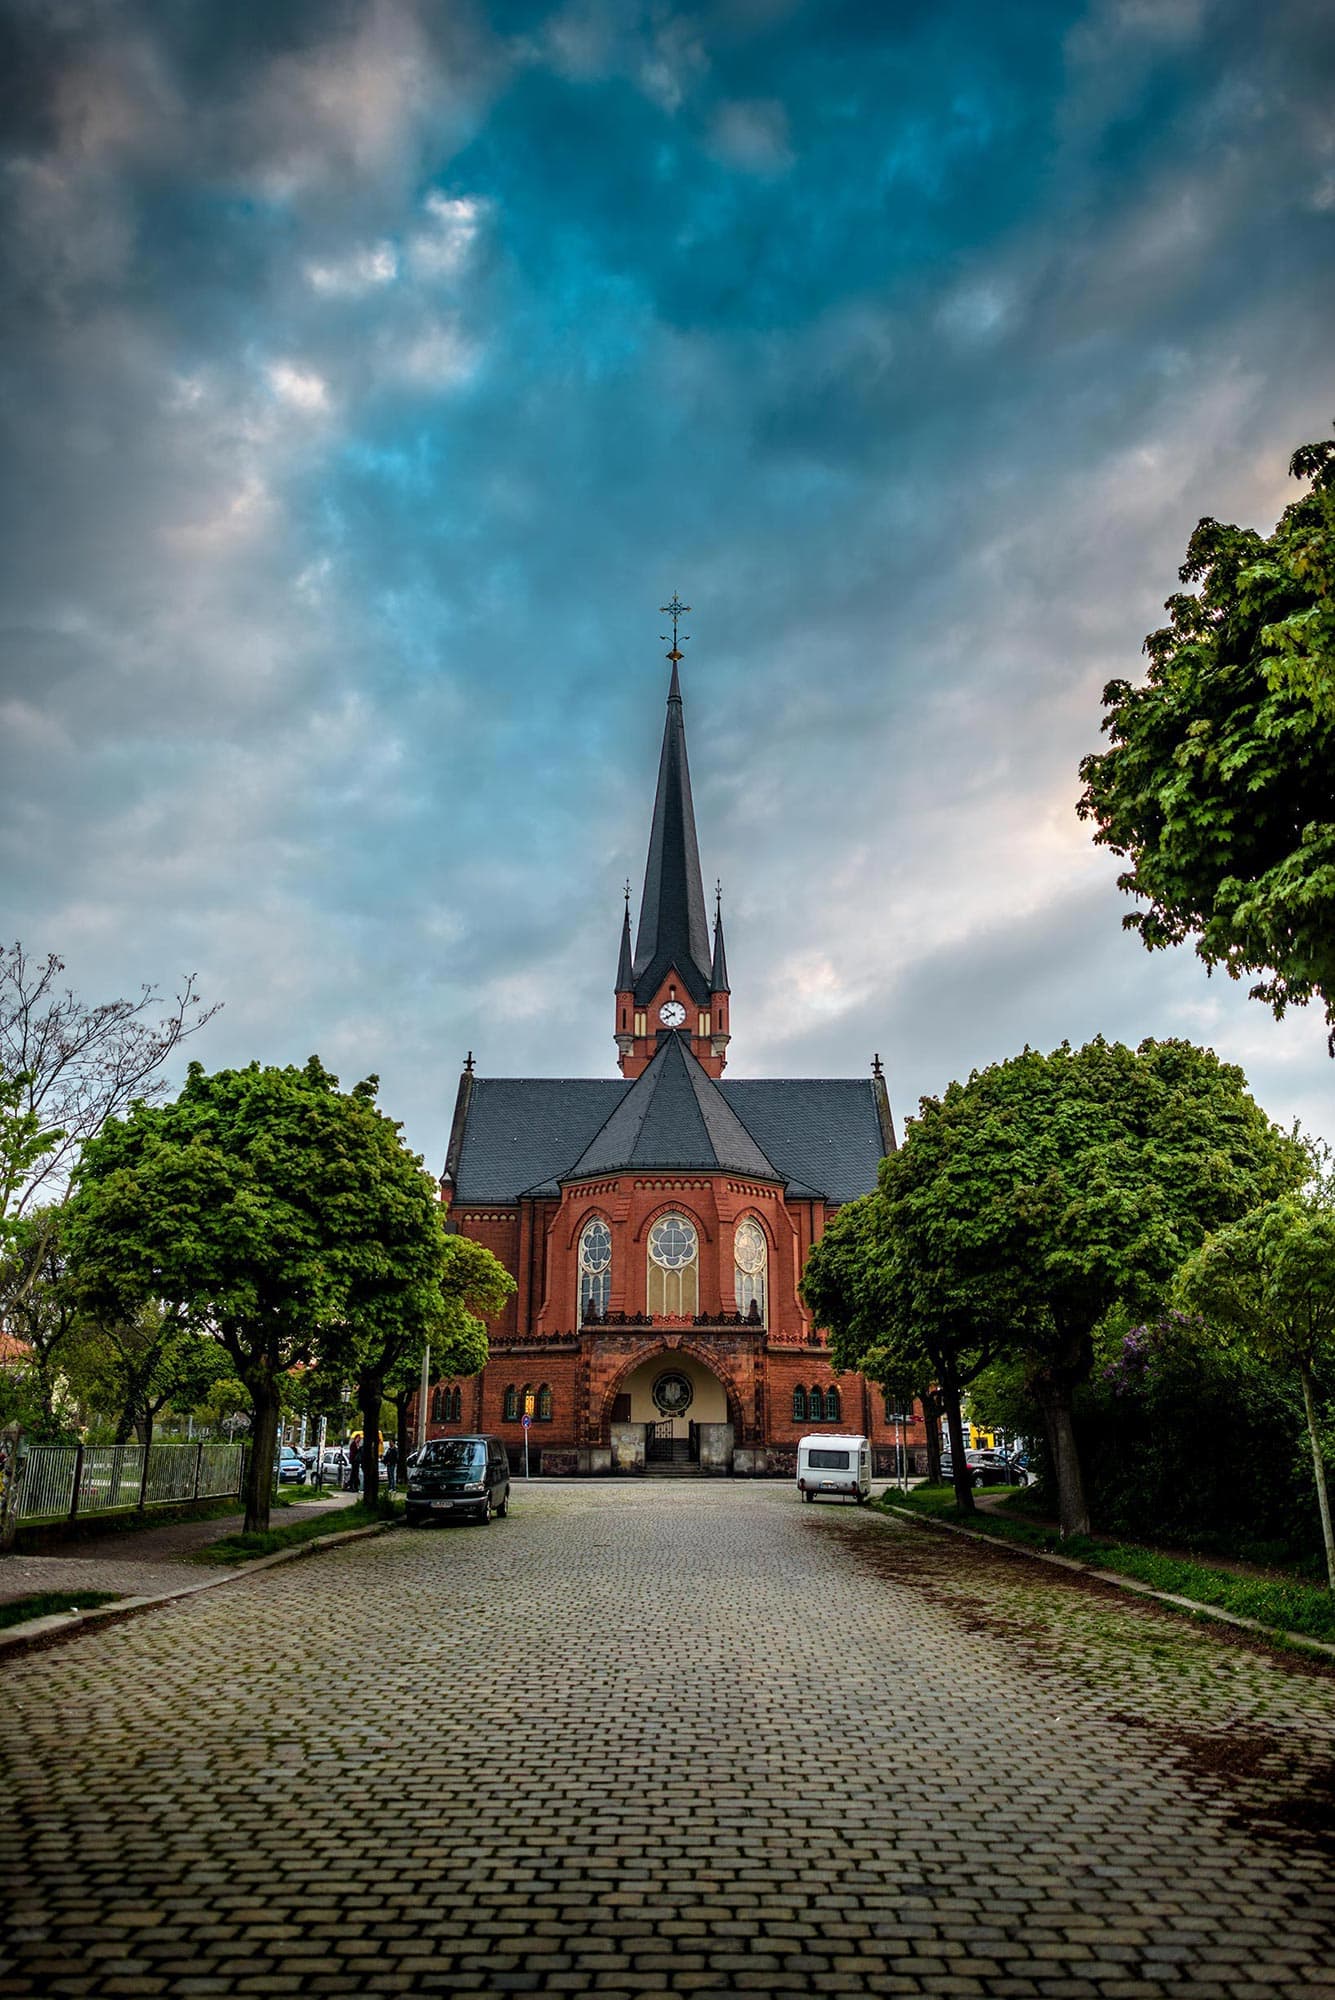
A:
197;1494;403;1564
886;1484;1335;1646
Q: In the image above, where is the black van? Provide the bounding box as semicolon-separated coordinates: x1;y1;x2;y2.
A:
405;1436;511;1525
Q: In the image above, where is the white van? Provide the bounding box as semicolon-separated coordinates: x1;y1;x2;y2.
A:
796;1433;872;1504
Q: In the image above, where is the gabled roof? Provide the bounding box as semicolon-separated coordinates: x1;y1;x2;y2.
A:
566;1033;782;1183
631;662;712;1007
448;1063;889;1206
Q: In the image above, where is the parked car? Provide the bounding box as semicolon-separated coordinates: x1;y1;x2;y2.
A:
405;1435;510;1525
276;1446;308;1485
939;1448;1029;1488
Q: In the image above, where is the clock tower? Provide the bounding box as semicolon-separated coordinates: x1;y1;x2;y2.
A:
615;608;730;1080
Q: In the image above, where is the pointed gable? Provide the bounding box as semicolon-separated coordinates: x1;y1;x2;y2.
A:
632;662;712;1007
567;1033;781;1182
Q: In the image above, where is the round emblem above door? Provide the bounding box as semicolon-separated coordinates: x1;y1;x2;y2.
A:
651;1370;694;1416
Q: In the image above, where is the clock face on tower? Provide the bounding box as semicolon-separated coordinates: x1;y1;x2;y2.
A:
659;1000;687;1028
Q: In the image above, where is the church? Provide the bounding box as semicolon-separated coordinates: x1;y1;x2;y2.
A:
421;609;925;1477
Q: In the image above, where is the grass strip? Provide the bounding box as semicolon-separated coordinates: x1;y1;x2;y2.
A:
12;1492;243;1554
197;1496;403;1564
886;1484;1335;1645
0;1590;123;1630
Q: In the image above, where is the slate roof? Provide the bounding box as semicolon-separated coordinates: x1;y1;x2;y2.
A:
718;1080;888;1204
567;1034;781;1183
450;1060;887;1205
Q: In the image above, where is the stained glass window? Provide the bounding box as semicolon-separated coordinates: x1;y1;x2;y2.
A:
647;1213;699;1316
734;1217;767;1320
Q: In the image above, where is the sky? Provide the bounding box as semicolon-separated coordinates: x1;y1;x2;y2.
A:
1;0;1333;1174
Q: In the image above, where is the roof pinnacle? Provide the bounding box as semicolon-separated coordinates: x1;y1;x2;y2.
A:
660;593;690;670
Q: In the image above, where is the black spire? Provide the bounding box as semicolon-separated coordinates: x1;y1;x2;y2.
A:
616;881;634;989
632;655;712;1006
711;880;730;994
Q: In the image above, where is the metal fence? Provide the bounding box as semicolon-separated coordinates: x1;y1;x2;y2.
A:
8;1440;246;1524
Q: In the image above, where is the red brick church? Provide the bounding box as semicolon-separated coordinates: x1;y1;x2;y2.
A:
420;614;925;1476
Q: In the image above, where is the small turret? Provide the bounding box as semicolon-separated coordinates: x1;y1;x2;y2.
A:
710;881;731;1068
614;882;635;1065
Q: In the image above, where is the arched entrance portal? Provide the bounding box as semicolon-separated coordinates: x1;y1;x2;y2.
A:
610;1350;736;1474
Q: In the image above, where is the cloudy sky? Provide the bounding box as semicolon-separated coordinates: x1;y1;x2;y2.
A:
2;0;1333;1172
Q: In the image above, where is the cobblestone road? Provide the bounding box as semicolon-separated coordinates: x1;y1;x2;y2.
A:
2;1482;1333;1999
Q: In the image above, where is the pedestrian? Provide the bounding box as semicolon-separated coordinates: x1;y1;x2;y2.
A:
384;1440;399;1493
349;1434;362;1494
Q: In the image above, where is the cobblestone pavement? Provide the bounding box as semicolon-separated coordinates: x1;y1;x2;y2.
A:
0;1493;359;1607
2;1482;1333;1999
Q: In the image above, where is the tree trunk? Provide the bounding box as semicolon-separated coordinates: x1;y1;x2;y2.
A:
1034;1382;1090;1538
1298;1361;1335;1591
921;1389;942;1485
940;1374;975;1514
359;1377;383;1513
243;1378;282;1534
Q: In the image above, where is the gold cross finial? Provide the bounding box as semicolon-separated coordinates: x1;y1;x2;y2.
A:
660;593;690;663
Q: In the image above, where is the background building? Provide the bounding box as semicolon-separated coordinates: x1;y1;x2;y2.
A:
421;630;924;1476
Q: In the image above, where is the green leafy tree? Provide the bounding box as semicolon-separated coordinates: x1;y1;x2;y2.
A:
63;1304;232;1450
1077;431;1335;1045
66;1057;497;1532
353;1235;507;1510
839;1039;1302;1536
1175;1196;1335;1587
0;1070;60;1236
802;1194;998;1506
0;1207;84;1437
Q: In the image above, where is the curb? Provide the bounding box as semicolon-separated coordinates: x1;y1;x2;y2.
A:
883;1503;1335;1665
0;1522;394;1663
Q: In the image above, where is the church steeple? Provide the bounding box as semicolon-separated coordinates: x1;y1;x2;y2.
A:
631;604;712;1008
615;600;729;1079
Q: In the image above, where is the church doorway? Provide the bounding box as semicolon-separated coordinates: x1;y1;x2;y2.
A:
614;1352;733;1474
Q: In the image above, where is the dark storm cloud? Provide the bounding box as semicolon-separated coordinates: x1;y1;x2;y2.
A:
1;0;1333;1165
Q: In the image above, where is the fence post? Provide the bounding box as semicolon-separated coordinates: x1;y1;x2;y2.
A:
138;1441;151;1511
193;1440;204;1500
69;1440;85;1523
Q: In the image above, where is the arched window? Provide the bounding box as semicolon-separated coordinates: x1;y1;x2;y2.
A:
579;1217;612;1321
646;1213;699;1317
450;1387;462;1422
792;1385;807;1422
537;1383;553;1422
808;1385;825;1422
733;1218;767;1322
522;1383;534;1420
430;1386;443;1423
503;1384;518;1422
826;1386;841;1424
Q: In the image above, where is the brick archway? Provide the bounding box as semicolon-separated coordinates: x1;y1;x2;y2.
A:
594;1339;749;1445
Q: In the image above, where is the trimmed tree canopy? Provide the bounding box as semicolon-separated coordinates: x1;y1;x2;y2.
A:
1077;431;1335;1044
66;1057;511;1531
842;1037;1303;1534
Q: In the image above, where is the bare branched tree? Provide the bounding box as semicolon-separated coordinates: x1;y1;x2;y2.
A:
0;944;220;1219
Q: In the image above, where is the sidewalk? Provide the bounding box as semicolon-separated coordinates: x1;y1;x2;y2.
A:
0;1489;360;1607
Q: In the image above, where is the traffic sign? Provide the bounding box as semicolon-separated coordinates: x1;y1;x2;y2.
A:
522;1415;532;1429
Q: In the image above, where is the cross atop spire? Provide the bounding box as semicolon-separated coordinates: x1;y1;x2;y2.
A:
660;593;690;665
